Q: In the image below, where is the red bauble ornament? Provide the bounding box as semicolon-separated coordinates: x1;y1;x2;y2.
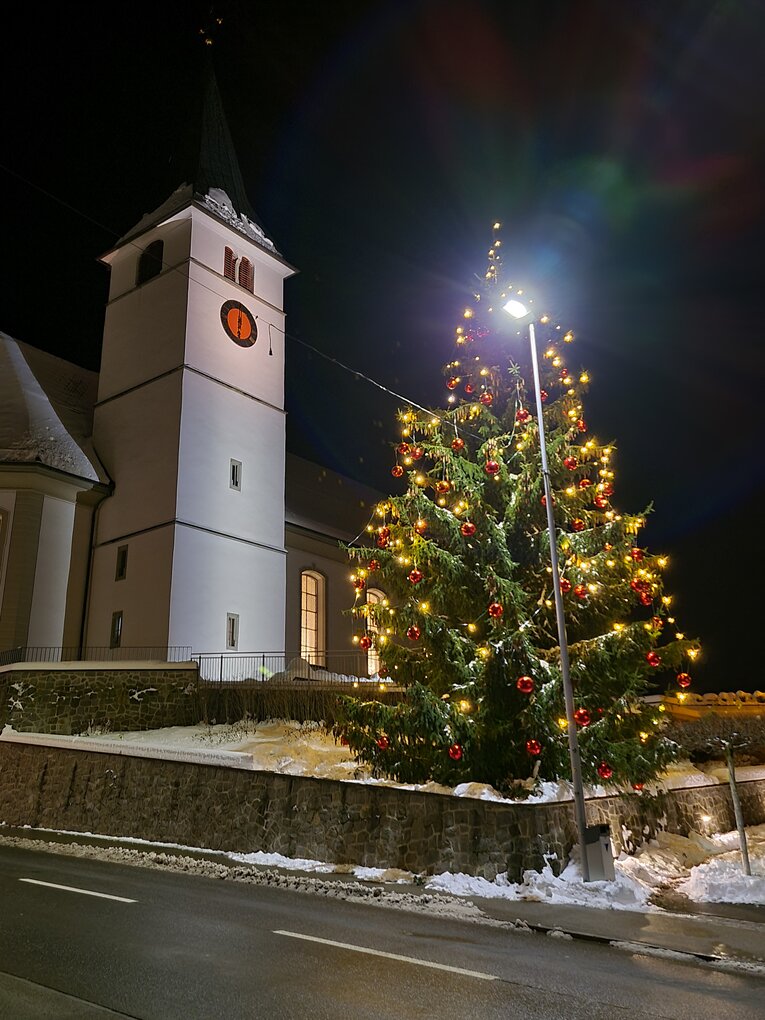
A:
484;459;500;475
601;482;614;497
368;559;380;571
676;672;692;689
573;583;588;600
378;666;389;678
630;548;644;562
650;616;663;630
397;442;411;455
541;494;555;507
563;456;578;470
540;389;549;403
464;383;475;394
435;480;451;494
353;577;366;591
359;635;372;651
487;602;503;619
413;519;428;535
408;568;424;585
411;446;424;461
632;782;644;792
559;578;572;594
448;743;463;761
340;735;349;746
515;408;531;425
406;625;421;641
578;478;592;489
391;465;404;478
597;761;613;780
451;436;465;452
446;377;459;390
593;495;609;509
573;707;591;726
460;521;477;537
639;592;653;606
526;739;542;756
559;368;569;381
479;391;494;407
571;518;585;532
376;535;389;549
630;578;651;594
376;736;390;751
646;651;662;667
516;675;535;694
576;419;587;433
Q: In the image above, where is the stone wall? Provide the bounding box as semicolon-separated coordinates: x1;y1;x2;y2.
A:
1;741;764;880
0;664;199;735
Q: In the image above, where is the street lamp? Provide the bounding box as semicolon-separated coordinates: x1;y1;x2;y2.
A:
504;298;591;882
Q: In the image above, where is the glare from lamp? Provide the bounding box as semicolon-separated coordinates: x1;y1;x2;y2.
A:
503;299;529;319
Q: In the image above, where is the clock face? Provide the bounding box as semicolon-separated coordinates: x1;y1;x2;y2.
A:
220;300;257;348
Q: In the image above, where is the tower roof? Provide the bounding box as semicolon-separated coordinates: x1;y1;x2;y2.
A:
114;64;280;256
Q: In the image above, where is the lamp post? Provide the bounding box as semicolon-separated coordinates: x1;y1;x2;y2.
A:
504;299;591;881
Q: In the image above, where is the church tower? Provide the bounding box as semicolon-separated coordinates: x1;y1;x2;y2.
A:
86;72;295;655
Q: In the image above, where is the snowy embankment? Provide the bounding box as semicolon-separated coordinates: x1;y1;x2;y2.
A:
2;720;764;908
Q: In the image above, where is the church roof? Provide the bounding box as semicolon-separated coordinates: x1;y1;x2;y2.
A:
285;454;383;542
114;67;280;257
0;333;109;485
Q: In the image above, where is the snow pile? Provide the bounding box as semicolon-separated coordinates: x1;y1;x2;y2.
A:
677;824;765;904
202;189;277;252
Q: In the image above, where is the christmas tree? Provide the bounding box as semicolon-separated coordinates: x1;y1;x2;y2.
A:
340;225;700;791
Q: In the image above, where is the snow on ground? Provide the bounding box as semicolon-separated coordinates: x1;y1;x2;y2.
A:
4;719;765;908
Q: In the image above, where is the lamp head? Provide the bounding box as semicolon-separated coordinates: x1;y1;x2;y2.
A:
503;299;529;319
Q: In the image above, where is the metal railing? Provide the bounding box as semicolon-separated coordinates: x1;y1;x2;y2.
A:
0;646;193;667
193;651;384;685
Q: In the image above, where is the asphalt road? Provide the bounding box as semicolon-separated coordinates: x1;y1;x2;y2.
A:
0;845;761;1019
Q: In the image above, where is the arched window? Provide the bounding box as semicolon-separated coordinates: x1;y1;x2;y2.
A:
238;256;254;292
300;570;326;666
366;588;385;676
224;246;237;281
136;240;164;285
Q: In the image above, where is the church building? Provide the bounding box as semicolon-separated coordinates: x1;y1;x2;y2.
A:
0;74;381;677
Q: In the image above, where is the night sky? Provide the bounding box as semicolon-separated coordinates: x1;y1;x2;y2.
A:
5;1;765;691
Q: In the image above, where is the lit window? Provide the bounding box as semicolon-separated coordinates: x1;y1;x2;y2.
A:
136;240;164;285
238;256;254;292
230;459;242;491
224;246;237;281
226;613;239;650
366;588;385;676
110;611;123;649
115;545;128;581
300;570;325;666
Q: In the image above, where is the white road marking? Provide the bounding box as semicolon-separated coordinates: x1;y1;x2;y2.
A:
274;929;499;981
18;878;136;903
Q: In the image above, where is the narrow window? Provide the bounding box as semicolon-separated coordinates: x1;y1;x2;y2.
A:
366;588;385;676
110;611;123;649
238;256;254;293
226;613;239;650
115;545;128;581
224;246;237;281
300;570;325;666
230;459;242;491
136;239;164;285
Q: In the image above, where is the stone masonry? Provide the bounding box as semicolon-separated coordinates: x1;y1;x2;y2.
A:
1;741;763;880
0;665;199;735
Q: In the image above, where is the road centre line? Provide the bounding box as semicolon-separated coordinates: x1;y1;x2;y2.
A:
18;878;137;903
273;929;499;981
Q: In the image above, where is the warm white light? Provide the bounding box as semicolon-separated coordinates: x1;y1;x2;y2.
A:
503;299;529;319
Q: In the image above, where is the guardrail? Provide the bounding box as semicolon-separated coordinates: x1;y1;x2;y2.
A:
193;651;381;685
0;646;193;667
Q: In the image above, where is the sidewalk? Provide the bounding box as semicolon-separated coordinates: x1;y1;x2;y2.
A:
471;895;765;964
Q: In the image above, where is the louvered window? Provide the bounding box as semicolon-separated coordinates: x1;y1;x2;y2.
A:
136;240;164;285
224;246;237;280
238;257;254;292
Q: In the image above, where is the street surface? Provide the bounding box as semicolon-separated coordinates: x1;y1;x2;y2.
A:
0;845;761;1019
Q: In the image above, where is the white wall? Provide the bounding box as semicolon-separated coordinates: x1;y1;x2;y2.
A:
168;525;286;652
175;371;286;551
0;490;16;611
86;526;174;650
26;495;75;647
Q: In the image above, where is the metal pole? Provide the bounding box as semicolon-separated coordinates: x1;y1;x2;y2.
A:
528;321;591;881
